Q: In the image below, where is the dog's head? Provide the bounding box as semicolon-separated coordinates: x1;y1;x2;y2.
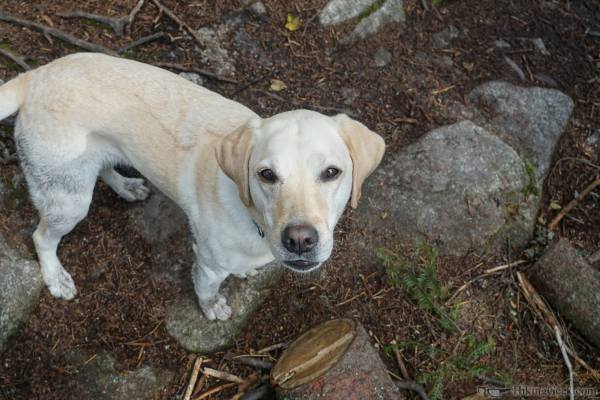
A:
216;110;385;273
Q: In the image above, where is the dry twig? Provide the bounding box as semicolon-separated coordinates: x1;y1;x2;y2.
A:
389;371;429;400
548;175;600;230
0;12;117;56
0;48;30;70
118;31;166;53
58;0;145;37
149;0;205;46
554;326;574;400
517;272;600;381
183;357;204;400
202;367;244;383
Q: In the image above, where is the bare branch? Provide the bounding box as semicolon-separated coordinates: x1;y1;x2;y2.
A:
0;48;30;70
118;32;166;54
57;11;128;37
0;12;117;56
149;0;205;47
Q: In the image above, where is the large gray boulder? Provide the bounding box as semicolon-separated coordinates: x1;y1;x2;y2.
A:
354;82;574;256
66;351;173;400
166;263;283;353
0;234;43;353
355;121;535;255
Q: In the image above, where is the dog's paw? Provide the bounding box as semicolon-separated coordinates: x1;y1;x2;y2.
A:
44;268;77;300
199;294;233;321
121;177;150;202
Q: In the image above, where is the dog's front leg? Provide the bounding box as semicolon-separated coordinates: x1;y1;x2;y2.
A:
192;262;232;321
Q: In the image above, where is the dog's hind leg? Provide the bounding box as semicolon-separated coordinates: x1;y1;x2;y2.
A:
30;180;95;300
100;168;150;202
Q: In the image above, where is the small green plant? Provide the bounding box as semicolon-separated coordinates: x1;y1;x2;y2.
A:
432;0;448;6
376;243;459;332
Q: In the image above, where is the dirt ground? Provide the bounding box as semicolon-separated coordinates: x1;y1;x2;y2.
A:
0;0;599;399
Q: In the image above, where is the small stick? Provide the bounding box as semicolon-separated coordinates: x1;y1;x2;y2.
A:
127;0;146;29
420;0;429;11
256;342;287;354
0;12;117;56
149;0;205;46
504;56;526;81
153;62;238;84
0;48;30;70
554;325;574;400
57;0;146;37
57;11;129;36
118;31;166;53
193;382;236;400
389;371;429;400
548;176;600;230
484;259;529;274
392;345;410;380
202;367;244;383
230;355;273;370
183;357;204;400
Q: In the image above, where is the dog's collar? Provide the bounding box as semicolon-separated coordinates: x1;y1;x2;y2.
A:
252;220;265;238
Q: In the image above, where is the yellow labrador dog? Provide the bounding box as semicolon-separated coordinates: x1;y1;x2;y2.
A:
0;53;384;320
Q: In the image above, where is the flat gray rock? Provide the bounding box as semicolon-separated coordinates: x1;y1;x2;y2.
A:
354;121;537;255
166;263;283;353
0;234;43;353
67;351;173;400
319;0;375;26
468;81;574;180
319;0;405;44
342;0;405;44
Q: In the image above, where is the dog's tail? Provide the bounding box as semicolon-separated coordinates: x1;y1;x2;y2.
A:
0;74;28;121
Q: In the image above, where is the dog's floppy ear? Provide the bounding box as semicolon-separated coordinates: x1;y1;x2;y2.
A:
335;114;386;209
215;121;255;207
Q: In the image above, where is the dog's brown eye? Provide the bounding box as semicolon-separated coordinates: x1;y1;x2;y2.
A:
259;168;277;183
322;167;341;181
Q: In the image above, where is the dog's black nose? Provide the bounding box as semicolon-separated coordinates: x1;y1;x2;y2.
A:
282;225;318;255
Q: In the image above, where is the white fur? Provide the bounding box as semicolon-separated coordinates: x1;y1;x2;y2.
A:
0;53;380;321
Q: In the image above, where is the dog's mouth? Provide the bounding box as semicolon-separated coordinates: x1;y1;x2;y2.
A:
282;259;320;272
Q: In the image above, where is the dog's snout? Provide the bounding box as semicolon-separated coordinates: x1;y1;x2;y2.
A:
282;224;319;255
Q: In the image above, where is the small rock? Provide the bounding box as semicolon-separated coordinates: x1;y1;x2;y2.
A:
493;39;511;49
0;233;43;353
67;351;173;400
340;87;359;105
178;72;204;86
373;47;392;67
342;0;405;44
319;0;375;26
585;129;600;151
242;0;267;15
166;263;283;353
531;37;549;55
195;26;236;77
433;25;459;48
